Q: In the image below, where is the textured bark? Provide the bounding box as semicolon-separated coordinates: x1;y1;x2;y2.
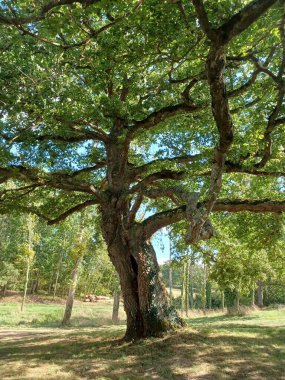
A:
102;206;184;340
129;241;182;340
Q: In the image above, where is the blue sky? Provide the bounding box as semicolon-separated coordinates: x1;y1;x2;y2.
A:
152;229;171;264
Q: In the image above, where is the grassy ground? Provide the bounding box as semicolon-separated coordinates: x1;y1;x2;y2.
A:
0;300;125;328
0;302;284;380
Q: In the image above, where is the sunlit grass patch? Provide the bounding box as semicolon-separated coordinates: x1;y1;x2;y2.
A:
0;301;126;328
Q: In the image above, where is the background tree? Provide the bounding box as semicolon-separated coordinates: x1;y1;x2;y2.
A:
18;214;38;311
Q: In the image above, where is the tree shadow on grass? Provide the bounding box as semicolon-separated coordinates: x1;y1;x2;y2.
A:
0;322;284;380
12;315;127;329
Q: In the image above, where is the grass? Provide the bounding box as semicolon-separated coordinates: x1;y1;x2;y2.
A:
0;301;284;379
0;300;125;328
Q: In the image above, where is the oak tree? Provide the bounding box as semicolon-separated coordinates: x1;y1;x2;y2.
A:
0;0;284;339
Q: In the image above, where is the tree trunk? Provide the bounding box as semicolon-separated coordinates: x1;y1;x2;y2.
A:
21;258;30;312
48;277;53;294
54;235;66;300
182;260;190;316
221;290;225;310
206;280;212;309
201;263;207;312
189;262;194;310
53;269;60;300
257;280;263;307
2;284;7;297
168;235;173;305
31;275;39;294
236;289;240;311
112;287;120;324
108;237;184;341
100;147;184;341
236;292;240;310
251;284;255;307
62;256;81;325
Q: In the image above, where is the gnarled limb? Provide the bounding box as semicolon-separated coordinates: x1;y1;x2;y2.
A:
142;199;285;239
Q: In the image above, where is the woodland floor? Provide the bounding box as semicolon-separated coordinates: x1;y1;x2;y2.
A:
0;300;284;380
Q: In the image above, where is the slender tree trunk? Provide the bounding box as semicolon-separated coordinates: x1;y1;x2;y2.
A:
257;280;263;307
53;269;60;300
181;268;184;313
235;288;240;311
201;263;207;312
54;233;66;300
62;256;82;325
21;214;35;311
21;258;30;312
53;251;64;300
2;284;7;297
168;234;173;305
92;271;104;294
221;290;225;311
206;280;212;309
189;261;194;309
112;286;120;324
251;284;255;307
31;274;39;294
48;277;53;294
235;278;242;311
183;260;190;316
83;271;91;295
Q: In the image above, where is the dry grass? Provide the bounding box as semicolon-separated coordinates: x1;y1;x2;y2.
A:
0;302;284;379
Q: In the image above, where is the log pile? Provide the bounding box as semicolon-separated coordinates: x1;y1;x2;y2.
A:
84;294;110;302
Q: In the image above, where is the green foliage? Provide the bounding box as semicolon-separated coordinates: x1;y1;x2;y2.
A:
0;209;116;297
0;262;19;289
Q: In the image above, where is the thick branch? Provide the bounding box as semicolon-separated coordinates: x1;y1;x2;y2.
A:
127;103;199;138
191;0;217;40
142;199;285;238
0;1;100;25
130;170;184;193
3;132;105;144
129;154;203;178
218;0;278;43
47;199;98;224
70;162;106;177
228;70;260;98
0;165;104;200
193;0;277;44
255;11;285;168
10;199;98;225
